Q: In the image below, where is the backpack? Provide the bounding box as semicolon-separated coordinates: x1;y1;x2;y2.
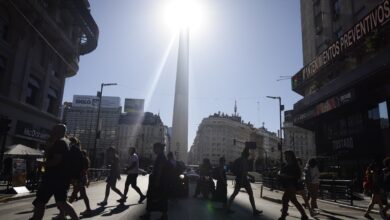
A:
363;171;373;192
383;169;390;191
231;158;241;176
304;167;311;183
67;145;84;179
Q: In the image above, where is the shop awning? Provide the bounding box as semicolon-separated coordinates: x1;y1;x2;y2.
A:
4;144;43;157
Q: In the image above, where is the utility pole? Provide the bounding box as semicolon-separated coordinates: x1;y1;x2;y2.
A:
91;83;117;168
266;96;284;165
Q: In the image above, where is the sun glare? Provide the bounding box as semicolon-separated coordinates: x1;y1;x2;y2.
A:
164;0;203;31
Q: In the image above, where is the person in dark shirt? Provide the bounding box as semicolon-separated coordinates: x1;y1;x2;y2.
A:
141;143;169;220
278;151;308;220
97;147;124;206
226;147;262;216
213;157;227;208
194;158;214;199
30;124;79;220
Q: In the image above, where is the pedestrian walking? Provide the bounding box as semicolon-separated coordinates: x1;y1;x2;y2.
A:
296;158;314;216
29;124;79;220
141;143;169;220
278;151;308;220
213;157;227;209
166;152;181;198
364;162;387;219
117;147;146;204
68;141;92;215
304;158;320;212
226;147;263;216
194;158;215;199
382;157;390;218
97;147;124;206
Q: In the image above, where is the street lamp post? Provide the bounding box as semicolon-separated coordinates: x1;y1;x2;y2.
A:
91;83;117;168
266;96;284;165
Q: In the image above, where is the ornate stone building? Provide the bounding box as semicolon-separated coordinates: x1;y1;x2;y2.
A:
0;0;98;150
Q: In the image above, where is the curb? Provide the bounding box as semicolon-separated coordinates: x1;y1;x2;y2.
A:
260;186;380;214
0;179;105;204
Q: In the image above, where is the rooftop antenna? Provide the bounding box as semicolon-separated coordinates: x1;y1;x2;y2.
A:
234;100;237;116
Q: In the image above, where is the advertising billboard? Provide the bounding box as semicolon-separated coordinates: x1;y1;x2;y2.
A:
73;95;120;108
124;99;144;113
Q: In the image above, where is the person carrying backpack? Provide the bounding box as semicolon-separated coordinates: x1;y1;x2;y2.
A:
382;157;390;217
68;138;92;216
364;162;387;219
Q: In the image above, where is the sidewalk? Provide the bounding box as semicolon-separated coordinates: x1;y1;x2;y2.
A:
258;184;380;214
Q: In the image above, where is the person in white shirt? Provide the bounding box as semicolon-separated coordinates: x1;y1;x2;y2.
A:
304;158;320;210
118;147;146;203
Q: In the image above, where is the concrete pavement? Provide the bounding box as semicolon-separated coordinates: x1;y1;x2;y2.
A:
0;175;384;220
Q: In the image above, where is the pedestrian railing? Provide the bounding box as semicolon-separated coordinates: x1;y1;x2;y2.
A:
318;179;354;206
88;168;110;182
260;177;355;206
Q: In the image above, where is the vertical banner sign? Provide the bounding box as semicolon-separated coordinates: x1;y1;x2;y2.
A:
12;158;26;187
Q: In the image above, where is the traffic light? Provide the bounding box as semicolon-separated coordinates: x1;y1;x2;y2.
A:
280;104;285;111
0;118;11;134
233;138;236;145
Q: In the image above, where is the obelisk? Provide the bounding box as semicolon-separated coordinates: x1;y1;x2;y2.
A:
171;29;189;164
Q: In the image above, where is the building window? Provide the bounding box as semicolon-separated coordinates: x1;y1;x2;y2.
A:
379;101;389;129
25;76;40;106
314;12;323;35
332;0;340;20
0;15;9;41
0;56;6;82
45;87;58;114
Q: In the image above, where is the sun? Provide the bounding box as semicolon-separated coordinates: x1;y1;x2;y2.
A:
164;0;203;31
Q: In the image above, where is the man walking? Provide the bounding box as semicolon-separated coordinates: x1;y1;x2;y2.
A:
141;143;169;220
226;146;262;216
30;124;79;220
97;147;124;206
118;147;146;203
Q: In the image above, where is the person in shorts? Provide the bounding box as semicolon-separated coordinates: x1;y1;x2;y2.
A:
30;124;79;220
118;147;146;203
97;147;124;206
225;147;262;216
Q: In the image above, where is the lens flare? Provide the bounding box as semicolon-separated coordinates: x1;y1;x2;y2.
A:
164;0;203;31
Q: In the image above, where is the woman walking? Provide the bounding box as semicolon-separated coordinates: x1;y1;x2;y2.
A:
278;151;308;220
364;162;386;219
305;158;320;212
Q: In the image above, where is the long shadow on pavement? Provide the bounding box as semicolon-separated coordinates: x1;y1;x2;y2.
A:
101;203;139;217
80;205;116;219
319;209;359;219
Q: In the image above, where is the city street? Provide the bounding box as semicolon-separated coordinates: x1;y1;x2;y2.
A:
0;175;382;220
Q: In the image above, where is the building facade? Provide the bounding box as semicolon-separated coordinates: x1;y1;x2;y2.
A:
189;112;255;166
118;112;166;167
63;95;121;168
0;0;98;150
283;110;316;161
293;0;390;177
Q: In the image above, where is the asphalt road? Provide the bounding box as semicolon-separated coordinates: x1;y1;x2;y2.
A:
0;175;382;220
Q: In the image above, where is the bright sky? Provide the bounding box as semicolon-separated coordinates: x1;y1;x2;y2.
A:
63;0;303;148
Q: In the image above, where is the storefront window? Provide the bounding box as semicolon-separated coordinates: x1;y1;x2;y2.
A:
379;101;389;129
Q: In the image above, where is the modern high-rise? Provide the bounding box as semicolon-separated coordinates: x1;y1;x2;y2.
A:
0;0;98;150
293;0;390;176
63;95;121;168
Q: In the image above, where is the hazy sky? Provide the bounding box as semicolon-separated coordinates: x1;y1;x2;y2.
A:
63;0;303;148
